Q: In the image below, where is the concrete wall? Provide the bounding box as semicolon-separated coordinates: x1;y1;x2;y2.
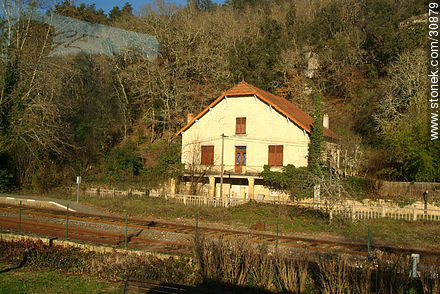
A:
181;95;310;173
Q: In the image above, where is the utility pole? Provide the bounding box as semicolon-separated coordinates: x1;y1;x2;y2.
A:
220;134;226;202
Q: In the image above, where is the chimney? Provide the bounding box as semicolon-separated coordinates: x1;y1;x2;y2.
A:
323;113;329;129
187;112;194;124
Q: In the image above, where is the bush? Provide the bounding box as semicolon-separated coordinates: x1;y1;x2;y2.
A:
143;140;183;188
103;141;143;180
260;164;314;200
0;238;426;293
343;176;376;198
0;239;196;284
31;163;63;193
0;168;13;192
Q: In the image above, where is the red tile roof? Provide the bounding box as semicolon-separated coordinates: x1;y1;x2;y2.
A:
176;81;339;140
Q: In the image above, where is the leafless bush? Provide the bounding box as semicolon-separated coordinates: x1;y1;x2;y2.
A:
194;234;254;286
315;251;413;294
194;235;311;292
194;236;421;293
370;251;411;294
347;263;372;294
420;260;440;294
248;244;275;289
274;248;309;293
317;254;350;294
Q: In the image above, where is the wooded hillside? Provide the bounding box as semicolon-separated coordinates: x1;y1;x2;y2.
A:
0;0;438;193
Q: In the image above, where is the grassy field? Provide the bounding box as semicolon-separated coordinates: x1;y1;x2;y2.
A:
37;191;440;250
0;263;122;294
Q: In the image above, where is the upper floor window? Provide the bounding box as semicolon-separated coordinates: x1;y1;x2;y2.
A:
201;145;214;165
268;145;283;166
236;117;246;134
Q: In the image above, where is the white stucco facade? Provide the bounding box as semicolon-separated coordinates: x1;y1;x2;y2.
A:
181;95;310;174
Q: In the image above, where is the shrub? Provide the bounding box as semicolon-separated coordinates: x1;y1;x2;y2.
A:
0;168;13;192
103;141;143;180
31;163;63;193
0;239;196;284
343;176;376;198
143;140;183;188
260;164;314;200
0;238;424;293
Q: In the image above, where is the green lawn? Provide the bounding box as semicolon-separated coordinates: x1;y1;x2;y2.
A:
23;192;440;249
0;263;122;294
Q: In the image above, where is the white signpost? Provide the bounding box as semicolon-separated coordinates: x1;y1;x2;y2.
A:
76;176;81;203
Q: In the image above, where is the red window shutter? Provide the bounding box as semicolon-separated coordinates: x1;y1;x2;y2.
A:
236;117;246;134
201;146;206;164
277;145;283;166
201;146;214;165
268;145;283;166
209;146;214;164
268;146;275;166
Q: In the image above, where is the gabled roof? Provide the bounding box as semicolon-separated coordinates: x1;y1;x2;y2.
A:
176;81;339;140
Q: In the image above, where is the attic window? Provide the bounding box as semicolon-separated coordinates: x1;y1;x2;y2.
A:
236;117;246;134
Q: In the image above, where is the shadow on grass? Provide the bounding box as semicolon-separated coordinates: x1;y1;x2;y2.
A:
124;277;270;294
0;253;28;275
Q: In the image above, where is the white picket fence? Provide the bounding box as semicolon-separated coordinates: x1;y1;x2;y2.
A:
167;194;246;207
294;202;440;221
83;186;440;221
165;195;440;221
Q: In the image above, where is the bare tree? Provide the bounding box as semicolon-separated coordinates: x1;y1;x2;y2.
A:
182;138;219;195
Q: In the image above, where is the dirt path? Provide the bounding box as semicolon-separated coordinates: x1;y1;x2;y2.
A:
0;193;107;215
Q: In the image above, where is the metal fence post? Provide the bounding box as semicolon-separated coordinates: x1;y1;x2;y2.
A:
18;200;22;234
125;210;128;249
276;220;279;250
65;204;69;240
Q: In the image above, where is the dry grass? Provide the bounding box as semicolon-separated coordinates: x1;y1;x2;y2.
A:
194;234;311;292
420;260;440;294
193;236;423;293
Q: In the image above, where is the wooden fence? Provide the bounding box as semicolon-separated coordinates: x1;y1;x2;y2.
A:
294;202;440;221
376;181;440;198
167;194;246;208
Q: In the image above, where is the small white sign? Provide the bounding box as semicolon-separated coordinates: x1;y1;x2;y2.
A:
76;176;81;184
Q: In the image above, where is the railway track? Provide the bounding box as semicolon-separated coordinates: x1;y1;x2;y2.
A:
0;216;190;254
0;203;439;264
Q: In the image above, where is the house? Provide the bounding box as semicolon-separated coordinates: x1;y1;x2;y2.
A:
175;81;339;201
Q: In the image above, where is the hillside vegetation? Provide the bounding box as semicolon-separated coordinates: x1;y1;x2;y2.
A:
0;0;437;193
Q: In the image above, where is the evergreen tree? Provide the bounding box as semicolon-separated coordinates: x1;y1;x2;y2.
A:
308;94;324;175
121;3;133;15
228;18;282;91
109;6;122;22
